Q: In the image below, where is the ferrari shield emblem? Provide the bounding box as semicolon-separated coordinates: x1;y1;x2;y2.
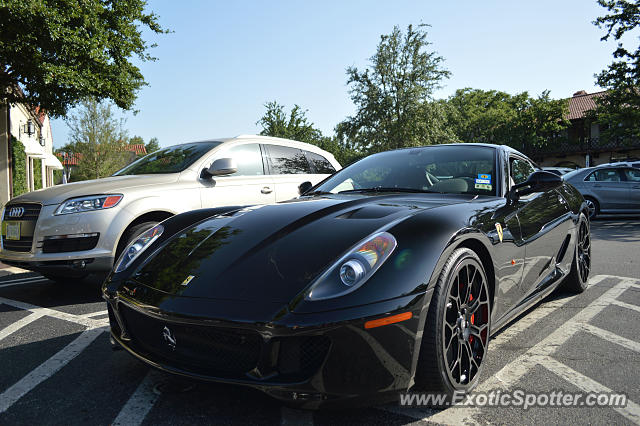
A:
181;275;195;286
495;223;503;243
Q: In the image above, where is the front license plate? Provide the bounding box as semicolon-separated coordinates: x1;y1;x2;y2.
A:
5;222;20;240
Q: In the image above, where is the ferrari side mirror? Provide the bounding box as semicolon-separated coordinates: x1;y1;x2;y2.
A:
298;181;313;195
507;170;562;203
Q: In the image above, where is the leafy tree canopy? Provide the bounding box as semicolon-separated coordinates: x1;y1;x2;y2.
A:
257;101;360;165
336;24;455;154
0;0;167;117
592;0;640;142
445;89;570;152
60;98;130;181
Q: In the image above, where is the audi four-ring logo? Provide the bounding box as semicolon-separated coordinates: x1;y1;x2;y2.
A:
7;207;25;218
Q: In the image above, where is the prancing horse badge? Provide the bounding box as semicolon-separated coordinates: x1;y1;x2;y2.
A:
181;275;195;286
495;223;504;243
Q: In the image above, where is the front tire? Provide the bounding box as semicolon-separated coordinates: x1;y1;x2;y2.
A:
414;248;491;401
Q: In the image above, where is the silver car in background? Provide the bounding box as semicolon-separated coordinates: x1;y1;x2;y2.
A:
0;135;341;282
563;165;640;218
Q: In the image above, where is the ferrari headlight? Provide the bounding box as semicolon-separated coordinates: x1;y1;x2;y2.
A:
114;224;164;273
55;195;123;215
306;232;397;301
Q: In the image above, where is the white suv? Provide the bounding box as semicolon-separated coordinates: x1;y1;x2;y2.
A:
0;135;340;281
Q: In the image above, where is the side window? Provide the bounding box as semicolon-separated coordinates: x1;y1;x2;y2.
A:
222;144;264;176
266;145;311;174
305;151;336;174
586;169;621;182
510;157;535;186
624;168;640;182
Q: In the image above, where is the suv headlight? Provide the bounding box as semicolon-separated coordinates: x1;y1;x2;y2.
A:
305;232;397;301
55;195;123;215
114;224;164;273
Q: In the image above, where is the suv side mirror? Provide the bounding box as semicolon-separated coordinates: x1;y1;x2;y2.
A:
507;170;562;203
298;181;313;195
203;158;238;178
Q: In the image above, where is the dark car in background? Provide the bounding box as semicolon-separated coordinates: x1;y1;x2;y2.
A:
563;165;640;218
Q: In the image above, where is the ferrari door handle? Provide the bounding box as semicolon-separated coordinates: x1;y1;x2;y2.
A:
261;186;273;194
633;185;640;189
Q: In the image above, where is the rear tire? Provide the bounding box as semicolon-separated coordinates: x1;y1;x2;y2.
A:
584;197;599;219
414;248;491;405
561;213;591;293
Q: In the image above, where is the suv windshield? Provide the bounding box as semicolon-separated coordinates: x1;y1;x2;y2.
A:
113;142;221;176
313;145;497;196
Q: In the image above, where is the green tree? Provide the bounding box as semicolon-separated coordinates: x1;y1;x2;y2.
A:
336;24;453;154
257;101;359;165
145;137;160;154
62;98;130;181
445;89;569;151
0;0;167;117
592;0;640;142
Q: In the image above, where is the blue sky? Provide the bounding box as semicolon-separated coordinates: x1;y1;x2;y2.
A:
51;0;624;149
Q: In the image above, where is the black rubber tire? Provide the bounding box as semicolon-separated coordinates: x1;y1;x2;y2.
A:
584;197;599;220
114;221;159;263
561;213;591;293
414;248;491;404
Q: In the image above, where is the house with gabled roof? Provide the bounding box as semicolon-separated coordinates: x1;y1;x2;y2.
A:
1;97;63;208
525;90;640;168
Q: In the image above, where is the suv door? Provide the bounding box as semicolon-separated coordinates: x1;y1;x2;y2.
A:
510;157;571;300
623;168;640;210
200;143;276;207
584;168;627;211
263;144;316;202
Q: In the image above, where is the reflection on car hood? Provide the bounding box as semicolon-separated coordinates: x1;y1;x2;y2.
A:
131;193;474;303
9;174;179;206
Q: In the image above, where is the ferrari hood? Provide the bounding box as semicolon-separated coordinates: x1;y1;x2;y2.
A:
10;174;179;206
131;194;471;303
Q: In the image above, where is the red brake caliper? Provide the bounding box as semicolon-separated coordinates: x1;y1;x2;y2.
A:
469;293;475;344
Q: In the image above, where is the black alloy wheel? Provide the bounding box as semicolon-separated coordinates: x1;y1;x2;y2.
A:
442;257;491;387
415;248;491;400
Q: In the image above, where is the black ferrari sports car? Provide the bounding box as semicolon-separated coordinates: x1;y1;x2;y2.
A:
103;143;591;406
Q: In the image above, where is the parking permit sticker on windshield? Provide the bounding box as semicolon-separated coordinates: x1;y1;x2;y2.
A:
475;174;492;190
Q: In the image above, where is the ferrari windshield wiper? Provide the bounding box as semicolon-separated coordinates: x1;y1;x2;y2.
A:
304;190;334;196
338;187;437;194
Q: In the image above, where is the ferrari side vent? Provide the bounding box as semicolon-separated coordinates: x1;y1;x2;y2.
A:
556;234;572;264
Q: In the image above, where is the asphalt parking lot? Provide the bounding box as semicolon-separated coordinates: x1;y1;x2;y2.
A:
1;218;639;425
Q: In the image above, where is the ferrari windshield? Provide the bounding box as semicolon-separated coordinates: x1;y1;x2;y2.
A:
313;145;497;196
113;141;221;175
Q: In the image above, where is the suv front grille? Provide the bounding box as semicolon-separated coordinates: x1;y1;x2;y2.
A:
42;234;99;253
2;203;42;252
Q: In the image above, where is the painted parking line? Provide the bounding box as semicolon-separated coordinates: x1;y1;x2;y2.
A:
0;296;107;329
78;310;108;319
112;370;163;426
579;323;640;353
0;326;107;414
611;299;640;314
541;356;640;423
0;277;48;289
387;276;639;424
0;312;45;342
